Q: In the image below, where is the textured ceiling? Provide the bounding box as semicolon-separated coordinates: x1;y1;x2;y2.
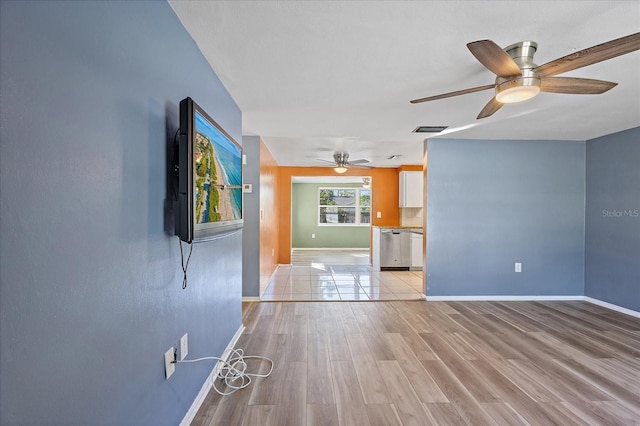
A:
169;1;640;167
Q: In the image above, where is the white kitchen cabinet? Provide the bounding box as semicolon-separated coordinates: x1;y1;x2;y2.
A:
371;227;381;271
399;171;423;208
410;232;423;270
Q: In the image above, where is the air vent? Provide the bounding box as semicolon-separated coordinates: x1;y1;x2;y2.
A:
413;126;448;133
387;155;401;160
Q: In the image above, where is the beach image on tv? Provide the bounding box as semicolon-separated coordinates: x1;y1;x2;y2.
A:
193;111;242;224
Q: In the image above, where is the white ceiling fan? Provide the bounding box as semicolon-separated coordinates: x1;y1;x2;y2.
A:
316;152;374;174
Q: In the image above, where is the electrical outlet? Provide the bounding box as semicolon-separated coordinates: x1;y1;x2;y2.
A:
180;333;188;361
515;262;522;273
164;347;176;379
376;211;382;218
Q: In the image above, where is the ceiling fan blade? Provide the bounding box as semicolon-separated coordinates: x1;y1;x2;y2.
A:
347;159;370;165
476;97;503;119
467;40;522;77
535;32;640;78
540;77;617;94
316;159;337;165
410;84;495;104
348;164;374;170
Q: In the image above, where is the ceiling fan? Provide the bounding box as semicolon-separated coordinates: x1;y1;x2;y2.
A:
411;32;640;119
316;152;373;174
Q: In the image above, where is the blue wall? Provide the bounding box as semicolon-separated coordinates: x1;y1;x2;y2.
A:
0;1;242;424
242;136;261;298
585;127;640;312
426;139;585;297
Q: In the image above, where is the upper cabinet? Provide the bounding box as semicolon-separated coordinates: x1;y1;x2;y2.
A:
399;171;423;208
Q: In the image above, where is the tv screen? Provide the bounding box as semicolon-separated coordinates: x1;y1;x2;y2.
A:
176;97;243;243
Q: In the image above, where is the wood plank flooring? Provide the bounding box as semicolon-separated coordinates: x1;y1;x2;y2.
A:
192;301;640;425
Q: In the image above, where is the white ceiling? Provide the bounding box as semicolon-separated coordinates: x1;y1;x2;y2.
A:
169;1;640;168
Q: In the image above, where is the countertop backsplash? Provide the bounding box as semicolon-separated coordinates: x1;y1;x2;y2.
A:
401;207;423;228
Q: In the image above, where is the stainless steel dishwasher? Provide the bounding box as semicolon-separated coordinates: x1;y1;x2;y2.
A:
379;229;411;269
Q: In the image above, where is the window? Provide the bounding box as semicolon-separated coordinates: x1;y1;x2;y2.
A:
319;187;371;226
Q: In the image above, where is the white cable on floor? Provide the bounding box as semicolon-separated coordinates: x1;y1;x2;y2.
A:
174;348;273;396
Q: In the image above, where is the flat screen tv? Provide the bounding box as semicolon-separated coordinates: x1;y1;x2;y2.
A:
175;97;243;243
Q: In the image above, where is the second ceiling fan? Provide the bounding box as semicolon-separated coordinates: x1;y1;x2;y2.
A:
316;152;373;174
411;32;640;119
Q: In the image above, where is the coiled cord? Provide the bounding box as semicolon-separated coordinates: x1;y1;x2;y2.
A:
174;348;273;396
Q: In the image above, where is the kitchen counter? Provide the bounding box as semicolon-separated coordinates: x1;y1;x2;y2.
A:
375;225;422;230
374;226;423;234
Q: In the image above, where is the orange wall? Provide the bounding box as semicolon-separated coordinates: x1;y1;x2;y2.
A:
259;139;279;292
277;167;401;264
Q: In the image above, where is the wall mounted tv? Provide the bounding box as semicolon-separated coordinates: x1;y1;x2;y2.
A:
175;97;243;243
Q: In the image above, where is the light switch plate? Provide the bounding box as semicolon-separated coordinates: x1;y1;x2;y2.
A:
180;333;188;361
165;347;175;379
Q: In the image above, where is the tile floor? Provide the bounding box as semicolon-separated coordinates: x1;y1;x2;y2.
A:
261;249;425;301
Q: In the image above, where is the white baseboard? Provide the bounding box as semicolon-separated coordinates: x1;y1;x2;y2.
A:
426;295;584;302
180;324;245;426
584;297;640;318
424;295;640;318
242;297;261;302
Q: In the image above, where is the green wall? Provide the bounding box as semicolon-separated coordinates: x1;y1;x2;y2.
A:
292;183;370;248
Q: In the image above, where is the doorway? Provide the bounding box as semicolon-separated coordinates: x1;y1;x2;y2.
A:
290;176;372;259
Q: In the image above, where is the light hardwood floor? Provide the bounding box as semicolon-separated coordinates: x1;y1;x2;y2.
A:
192;300;640;425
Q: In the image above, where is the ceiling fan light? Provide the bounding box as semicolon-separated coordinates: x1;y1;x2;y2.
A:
334;166;348;174
495;76;541;103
